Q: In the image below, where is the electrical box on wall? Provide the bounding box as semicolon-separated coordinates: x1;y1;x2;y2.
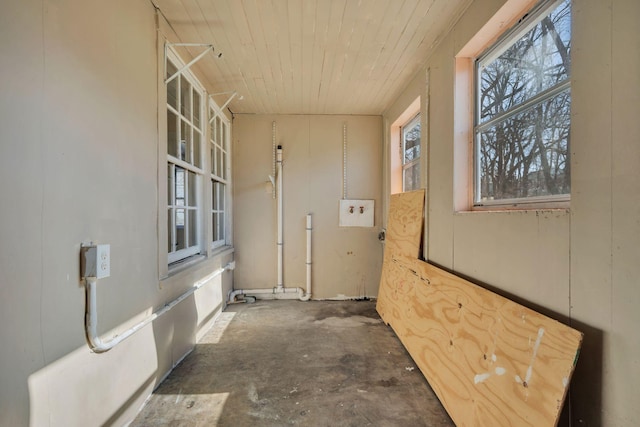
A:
81;244;111;279
339;199;374;227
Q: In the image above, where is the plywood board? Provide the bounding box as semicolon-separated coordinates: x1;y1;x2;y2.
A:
377;254;582;426
382;189;425;260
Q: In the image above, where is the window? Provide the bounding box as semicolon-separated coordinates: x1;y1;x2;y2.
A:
166;55;205;264
402;114;421;191
209;107;229;249
474;0;571;206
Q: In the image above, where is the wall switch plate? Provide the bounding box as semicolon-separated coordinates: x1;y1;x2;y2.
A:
81;244;110;279
339;199;374;227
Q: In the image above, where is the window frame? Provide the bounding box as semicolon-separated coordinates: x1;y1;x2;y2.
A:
165;49;206;265
401;113;421;192
208;101;230;250
472;0;571;208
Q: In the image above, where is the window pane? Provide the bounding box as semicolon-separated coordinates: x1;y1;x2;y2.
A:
192;89;201;129
167;164;173;205
403;162;420;192
168;208;173;252
188;209;197;247
180;75;191;120
187;171;197;207
213;213;219;242
193;131;201;168
175;209;185;250
403;122;421;164
211;146;215;174
175;166;185;203
167;62;178;110
216;146;222;178
479;0;571;124
180;120;190;162
477;90;570;201
218;212;224;241
167;111;178;158
216;117;222;144
212;179;218;210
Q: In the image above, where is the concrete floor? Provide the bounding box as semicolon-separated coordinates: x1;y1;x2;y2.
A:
131;300;454;426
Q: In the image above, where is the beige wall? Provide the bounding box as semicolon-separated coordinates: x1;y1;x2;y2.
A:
383;0;640;425
0;1;232;426
233;115;383;299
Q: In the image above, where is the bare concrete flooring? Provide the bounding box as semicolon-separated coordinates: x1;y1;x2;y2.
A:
131;300;454;426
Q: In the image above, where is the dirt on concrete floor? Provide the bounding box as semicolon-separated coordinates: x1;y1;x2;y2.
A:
131;300;454;427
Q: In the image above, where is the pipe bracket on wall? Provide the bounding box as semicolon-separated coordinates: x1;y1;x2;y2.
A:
164;43;222;85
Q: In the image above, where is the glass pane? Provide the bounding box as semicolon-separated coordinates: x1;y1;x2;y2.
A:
175;209;186;250
211;145;216;174
403;117;420;164
218;212;224;241
180;120;190;162
187;171;197;207
168;208;173;252
212;179;218;210
479;0;571;124
213;213;219;242
167;164;172;205
167;62;178;110
216;146;222;178
218;183;225;210
477;90;571;201
214;116;216;142
193;131;201;168
175;166;185;204
180;75;191;120
167;110;178;158
403;162;420;192
216;117;222;145
188;209;197;247
193;89;201;129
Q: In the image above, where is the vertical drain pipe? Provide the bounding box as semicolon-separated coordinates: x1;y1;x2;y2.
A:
276;145;284;291
306;214;312;299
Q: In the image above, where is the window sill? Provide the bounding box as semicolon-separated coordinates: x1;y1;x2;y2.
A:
164;246;234;279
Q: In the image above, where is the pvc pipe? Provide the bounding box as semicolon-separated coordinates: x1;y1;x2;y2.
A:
228;286;306;302
85;262;234;353
276;146;284;290
305;214;312;300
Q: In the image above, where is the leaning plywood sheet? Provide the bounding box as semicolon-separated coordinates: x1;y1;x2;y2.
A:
377;254;583;427
382;189;425;260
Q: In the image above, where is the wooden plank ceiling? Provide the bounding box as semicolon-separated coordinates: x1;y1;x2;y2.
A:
152;0;472;115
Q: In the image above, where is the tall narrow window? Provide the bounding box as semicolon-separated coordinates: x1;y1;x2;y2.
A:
402;114;421;191
475;0;571;206
166;56;205;264
210;107;229;249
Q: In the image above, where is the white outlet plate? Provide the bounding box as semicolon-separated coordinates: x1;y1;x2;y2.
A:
81;244;111;279
339;199;374;227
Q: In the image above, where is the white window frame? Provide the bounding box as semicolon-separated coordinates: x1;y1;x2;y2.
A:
401;113;421;192
209;101;230;250
473;0;571;208
166;49;206;265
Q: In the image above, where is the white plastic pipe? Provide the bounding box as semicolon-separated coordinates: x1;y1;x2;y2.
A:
276;145;284;290
306;214;312;299
228;286;306;302
85;262;234;353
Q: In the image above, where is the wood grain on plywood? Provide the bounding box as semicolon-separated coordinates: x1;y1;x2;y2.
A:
378;254;582;426
382;189;425;260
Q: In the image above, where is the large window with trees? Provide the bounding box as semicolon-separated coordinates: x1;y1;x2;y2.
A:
474;0;571;206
